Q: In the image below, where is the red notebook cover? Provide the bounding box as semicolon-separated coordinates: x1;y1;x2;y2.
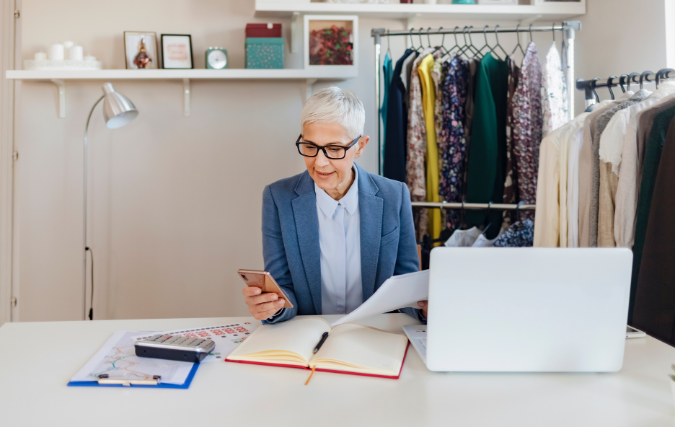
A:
225;342;410;380
245;23;282;38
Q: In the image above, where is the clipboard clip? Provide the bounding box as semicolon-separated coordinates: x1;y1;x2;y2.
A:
97;373;162;386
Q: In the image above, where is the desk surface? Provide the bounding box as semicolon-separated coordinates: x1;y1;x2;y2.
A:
1;314;674;427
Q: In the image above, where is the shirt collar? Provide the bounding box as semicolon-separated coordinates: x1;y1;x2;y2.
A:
315;167;359;218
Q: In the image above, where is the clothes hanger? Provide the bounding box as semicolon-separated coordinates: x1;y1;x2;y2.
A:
514;201;524;226
655;68;675;88
492;25;509;59
477;25;498;59
528;24;534;46
618;74;629;93
551;22;556;46
448;26;462;55
639;70;654;91
409;31;416;51
606;76;618;100
458;26;478;59
385;30;392;58
626;72;640;92
584;78;601;112
466;26;483;58
480;202;493;237
510;24;526;57
418;28;425;52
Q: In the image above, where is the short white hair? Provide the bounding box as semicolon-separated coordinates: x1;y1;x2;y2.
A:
300;87;365;139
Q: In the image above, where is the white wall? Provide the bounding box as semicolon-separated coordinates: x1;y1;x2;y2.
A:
575;0;671;113
13;0;672;322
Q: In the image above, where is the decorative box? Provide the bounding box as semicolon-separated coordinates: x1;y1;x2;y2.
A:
246;23;282;38
304;15;358;77
246;37;284;69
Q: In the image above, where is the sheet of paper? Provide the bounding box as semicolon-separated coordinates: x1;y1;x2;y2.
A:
331;270;429;327
70;331;194;385
132;322;258;363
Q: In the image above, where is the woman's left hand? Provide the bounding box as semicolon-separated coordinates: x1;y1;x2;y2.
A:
417;300;428;318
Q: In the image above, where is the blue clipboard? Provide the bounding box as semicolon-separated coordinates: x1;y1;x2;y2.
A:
67;362;199;389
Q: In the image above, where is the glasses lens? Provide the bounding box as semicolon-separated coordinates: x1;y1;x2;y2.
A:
298;143;319;157
324;146;346;159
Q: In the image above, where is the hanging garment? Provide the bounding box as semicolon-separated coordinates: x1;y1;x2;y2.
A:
419;53;443;240
541;42;569;136
566;121;585;247
494;219;534;247
380;52;394;166
462;58;479;200
444;226;481;247
577;100;621;247
533;112;588;247
439;56;469;231
590;90;651;247
632;117;675;344
512;42;543;211
383;49;415;183
614;88;675;248
503;57;521;215
472;227;506;247
401;51;418;105
406;48;435;239
465;53;509;238
628;99;675;323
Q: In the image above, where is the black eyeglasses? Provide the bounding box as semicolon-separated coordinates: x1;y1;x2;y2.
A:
295;134;361;160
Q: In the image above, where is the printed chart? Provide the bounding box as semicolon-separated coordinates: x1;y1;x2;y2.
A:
70;331;194;385
133;323;258;363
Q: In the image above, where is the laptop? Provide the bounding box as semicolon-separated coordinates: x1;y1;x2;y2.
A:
404;248;633;372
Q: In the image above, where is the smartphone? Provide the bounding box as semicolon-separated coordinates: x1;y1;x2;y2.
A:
237;269;294;309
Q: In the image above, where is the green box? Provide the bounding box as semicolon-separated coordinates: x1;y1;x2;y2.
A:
246;38;284;69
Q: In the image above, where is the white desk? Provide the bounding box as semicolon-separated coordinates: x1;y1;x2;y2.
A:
1;314;674;427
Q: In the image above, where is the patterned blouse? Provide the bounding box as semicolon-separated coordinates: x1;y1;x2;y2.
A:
512;42;543;208
493;219;535;247
438;55;469;231
542;42;569;136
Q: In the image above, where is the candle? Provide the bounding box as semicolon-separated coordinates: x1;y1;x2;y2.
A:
84;55;96;61
49;43;64;61
70;45;83;61
34;51;47;61
63;41;74;49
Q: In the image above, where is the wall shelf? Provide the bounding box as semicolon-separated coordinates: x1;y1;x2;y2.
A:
254;1;586;21
5;69;357;117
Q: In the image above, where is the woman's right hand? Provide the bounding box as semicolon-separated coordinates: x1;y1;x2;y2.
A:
242;286;287;320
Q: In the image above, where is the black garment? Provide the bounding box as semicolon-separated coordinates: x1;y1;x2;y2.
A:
383;49;415;183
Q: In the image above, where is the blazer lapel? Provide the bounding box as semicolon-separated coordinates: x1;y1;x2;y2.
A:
291;172;322;314
357;164;383;301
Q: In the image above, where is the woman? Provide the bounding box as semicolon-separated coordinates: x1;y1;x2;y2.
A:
241;87;427;322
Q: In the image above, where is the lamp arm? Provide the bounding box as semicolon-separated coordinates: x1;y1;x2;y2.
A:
83;95;104;321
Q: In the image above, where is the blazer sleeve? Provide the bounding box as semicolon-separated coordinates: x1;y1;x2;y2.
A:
395;183;426;323
261;185;298;324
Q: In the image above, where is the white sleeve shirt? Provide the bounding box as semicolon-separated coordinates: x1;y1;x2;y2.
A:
315;167;363;315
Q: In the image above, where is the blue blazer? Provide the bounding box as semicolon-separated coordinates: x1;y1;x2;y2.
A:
262;163;421;323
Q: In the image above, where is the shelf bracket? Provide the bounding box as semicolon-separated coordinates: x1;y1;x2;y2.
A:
305;79;317;100
291;12;302;54
183;78;191;117
51;79;66;118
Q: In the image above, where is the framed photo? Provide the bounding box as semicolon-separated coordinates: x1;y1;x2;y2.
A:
303;15;358;77
161;34;194;69
124;31;158;69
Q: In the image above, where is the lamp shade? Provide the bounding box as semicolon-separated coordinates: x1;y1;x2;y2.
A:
102;82;139;129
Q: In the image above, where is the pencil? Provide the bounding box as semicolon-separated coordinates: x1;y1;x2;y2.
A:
304;365;316;385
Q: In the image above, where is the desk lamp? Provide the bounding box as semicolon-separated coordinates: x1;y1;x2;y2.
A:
83;83;138;320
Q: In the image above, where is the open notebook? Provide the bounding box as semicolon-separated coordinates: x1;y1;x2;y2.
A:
226;317;410;379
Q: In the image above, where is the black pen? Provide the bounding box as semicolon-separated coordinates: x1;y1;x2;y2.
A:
313;332;329;354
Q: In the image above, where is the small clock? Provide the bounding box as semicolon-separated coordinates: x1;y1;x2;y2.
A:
206;47;228;69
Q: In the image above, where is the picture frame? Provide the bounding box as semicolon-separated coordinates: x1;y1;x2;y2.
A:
303;15;358;77
124;31;158;69
160;34;194;69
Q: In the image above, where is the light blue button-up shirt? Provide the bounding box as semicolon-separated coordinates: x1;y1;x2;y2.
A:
314;167;363;315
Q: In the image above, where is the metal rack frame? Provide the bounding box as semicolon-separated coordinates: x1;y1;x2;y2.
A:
371;21;581;175
412;202;535;211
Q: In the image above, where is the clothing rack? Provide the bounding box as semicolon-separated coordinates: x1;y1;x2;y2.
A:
371;21;582;174
411;202;535;211
576;69;675;109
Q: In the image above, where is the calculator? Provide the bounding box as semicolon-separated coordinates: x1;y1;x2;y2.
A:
135;334;216;363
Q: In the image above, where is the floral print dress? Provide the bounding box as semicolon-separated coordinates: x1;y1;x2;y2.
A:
512;42;543;209
438;55;469;231
542;42;569;136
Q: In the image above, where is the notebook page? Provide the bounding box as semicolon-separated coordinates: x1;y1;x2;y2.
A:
310;324;408;375
228;317;330;365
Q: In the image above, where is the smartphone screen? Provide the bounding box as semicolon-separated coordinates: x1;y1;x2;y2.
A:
238;269;293;309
